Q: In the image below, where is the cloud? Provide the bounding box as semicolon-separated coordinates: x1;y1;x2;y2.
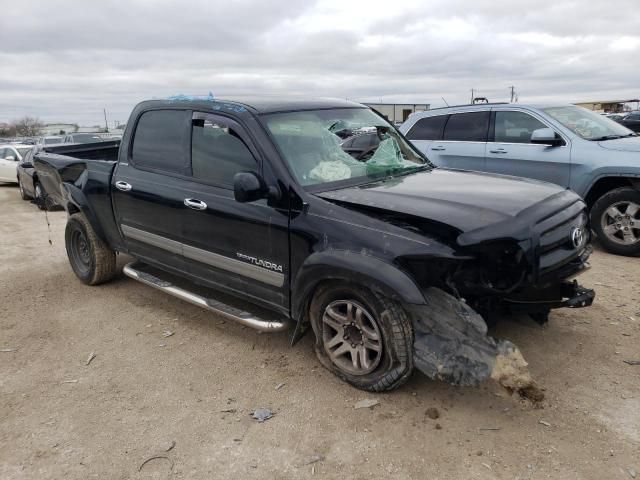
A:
1;0;639;126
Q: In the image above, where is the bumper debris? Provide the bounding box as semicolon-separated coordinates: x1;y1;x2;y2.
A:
412;287;543;402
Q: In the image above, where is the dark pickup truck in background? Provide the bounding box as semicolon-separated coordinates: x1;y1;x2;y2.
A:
34;96;594;395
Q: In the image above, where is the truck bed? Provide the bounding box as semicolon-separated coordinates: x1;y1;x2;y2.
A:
33;140;120;208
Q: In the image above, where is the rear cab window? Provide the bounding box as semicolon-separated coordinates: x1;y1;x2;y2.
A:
131;109;191;174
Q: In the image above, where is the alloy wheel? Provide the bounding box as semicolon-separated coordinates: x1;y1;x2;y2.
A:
601;201;640;245
321;300;383;375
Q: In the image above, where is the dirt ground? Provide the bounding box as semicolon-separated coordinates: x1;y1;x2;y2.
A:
1;184;639;480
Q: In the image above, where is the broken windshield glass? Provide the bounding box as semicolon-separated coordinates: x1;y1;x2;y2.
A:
263;108;429;187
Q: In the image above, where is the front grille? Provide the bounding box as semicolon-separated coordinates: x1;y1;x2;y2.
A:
535;200;588;277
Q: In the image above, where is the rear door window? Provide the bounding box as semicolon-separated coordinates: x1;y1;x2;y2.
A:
494;111;547;143
405;115;447;140
190;115;258;187
131;110;190;174
443;112;490;142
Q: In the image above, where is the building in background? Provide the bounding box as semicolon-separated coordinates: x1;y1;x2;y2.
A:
363;103;430;124
574;99;639;113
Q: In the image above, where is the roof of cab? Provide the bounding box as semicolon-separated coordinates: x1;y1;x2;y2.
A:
137;96;365;115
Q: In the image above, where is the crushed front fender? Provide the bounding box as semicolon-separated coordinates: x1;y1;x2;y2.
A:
409;287;544;402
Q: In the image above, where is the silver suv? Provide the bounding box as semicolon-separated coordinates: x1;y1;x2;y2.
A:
400;104;640;256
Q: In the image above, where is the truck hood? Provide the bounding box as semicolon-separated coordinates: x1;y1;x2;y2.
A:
597;136;640;152
317;168;571;242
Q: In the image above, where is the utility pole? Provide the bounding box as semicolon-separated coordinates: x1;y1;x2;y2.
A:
103;108;109;133
509;86;516;103
470;89;475;104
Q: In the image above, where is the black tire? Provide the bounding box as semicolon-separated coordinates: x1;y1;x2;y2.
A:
65;213;117;285
34;181;47;210
591;187;640;256
18;178;31;200
309;283;414;392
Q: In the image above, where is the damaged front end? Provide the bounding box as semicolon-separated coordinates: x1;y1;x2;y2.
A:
400;218;594;400
408;288;544;402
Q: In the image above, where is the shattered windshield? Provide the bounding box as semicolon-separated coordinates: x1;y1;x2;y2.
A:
263;108;429;188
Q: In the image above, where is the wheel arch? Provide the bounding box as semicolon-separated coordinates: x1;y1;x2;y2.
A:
291;250;426;323
584;175;640;209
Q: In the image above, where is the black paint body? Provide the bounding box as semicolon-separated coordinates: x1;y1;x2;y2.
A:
34;97;593;323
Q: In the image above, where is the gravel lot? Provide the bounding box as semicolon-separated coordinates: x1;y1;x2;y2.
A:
1;184;639;480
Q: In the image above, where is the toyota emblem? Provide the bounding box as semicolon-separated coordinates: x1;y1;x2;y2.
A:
570;227;584;249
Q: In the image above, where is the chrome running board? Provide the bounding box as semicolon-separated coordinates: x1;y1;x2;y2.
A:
123;262;291;333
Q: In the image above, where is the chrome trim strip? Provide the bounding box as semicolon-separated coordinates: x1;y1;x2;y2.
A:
183;244;284;288
123;263;290;332
121;225;182;255
121;225;284;288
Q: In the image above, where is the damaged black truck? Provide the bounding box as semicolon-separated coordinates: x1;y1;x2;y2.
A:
34;97;595;396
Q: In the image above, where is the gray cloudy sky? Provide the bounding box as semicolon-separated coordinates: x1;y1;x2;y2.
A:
2;0;639;126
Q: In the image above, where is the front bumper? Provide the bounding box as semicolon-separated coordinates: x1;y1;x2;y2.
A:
502;279;595;314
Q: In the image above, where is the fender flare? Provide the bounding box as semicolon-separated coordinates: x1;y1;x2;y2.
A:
290;249;426;321
583;172;640;199
61;183;110;245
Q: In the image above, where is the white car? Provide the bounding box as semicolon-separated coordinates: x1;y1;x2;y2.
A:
0;144;32;183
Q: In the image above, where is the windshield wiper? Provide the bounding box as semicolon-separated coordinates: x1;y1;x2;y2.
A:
590;135;624;141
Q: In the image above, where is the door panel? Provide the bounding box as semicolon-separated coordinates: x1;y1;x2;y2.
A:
181;183;289;312
112;164;190;271
181;112;289;312
432;111;490;171
485;111;571;187
428;141;486;170
112;109;191;271
0;148;17;182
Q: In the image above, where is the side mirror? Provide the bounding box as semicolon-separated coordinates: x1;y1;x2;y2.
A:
5;156;16;162
21;162;34;169
233;172;267;203
531;128;562;146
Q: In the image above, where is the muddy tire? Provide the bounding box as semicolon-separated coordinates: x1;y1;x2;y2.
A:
309;283;414;392
65;213;117;285
591;187;640;256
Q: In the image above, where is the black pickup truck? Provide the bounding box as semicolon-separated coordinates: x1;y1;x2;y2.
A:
35;96;594;395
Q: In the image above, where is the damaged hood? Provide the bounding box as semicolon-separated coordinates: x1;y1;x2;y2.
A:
317;168;569;242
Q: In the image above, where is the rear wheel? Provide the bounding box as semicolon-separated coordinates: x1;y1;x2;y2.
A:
309;283;414;392
591;187;640;256
65;213;117;285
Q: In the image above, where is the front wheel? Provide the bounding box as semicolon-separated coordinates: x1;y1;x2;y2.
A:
591;187;640;256
34;181;47;210
65;213;117;285
309;283;414;392
18;178;31;200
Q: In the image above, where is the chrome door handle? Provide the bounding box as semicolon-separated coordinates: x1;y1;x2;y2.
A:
489;149;507;154
115;181;132;191
430;146;446;151
184;198;207;211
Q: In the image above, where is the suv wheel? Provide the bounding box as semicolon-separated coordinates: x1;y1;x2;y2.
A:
309;283;414;392
591;187;640;256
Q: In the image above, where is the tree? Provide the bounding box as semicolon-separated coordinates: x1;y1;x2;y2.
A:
12;117;44;137
0;123;16;137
